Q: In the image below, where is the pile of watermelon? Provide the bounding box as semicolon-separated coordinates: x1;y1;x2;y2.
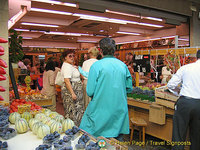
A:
10;99;42;113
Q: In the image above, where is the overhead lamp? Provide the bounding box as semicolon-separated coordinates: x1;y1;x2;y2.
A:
45;31;90;36
22;37;33;39
14;29;29;32
161;36;175;39
77;40;97;43
127;21;163;28
30;8;72;15
117;31;140;35
21;22;59;27
32;0;77;7
178;38;189;41
106;9;163;22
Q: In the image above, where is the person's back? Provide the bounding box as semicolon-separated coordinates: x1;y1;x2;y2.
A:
171;60;200;98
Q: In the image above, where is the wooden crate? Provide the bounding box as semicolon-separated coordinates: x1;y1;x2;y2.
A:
155;86;178;109
155;86;178;102
31;99;52;107
149;104;166;125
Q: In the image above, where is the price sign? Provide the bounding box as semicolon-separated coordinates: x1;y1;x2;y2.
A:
133;55;150;72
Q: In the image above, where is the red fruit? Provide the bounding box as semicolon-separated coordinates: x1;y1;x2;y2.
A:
0;95;4;101
0;75;6;81
0;46;4;52
0;52;4;56
0;37;8;43
0;59;7;68
0;86;6;92
0;67;6;74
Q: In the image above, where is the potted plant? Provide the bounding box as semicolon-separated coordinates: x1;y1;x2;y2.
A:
9;29;24;67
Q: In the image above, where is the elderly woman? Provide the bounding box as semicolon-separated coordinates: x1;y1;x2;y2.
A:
61;50;84;126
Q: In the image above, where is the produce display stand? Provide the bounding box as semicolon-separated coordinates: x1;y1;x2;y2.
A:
3;125;127;150
31;98;53;108
127;98;174;141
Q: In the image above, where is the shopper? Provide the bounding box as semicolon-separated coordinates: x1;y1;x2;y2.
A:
41;60;56;111
61;50;84;126
167;50;200;150
81;47;99;109
79;38;133;139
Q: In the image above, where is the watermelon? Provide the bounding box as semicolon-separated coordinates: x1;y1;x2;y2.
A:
32;122;44;135
21;112;33;122
62;118;75;132
15;118;29;133
37;124;50;139
29;118;40;130
50;121;62;134
9;112;21;124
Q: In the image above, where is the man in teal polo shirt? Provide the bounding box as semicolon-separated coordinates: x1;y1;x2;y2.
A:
79;38;133;139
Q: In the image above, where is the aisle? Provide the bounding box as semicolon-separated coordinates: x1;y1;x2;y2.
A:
56;100;64;116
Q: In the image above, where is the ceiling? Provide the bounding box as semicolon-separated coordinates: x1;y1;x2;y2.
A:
9;0;189;49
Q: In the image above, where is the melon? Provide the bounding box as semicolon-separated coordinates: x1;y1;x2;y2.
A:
62;118;75;132
21;112;33;122
37;124;50;139
29;118;40;130
42;117;51;124
35;113;47;121
45;119;56;127
53;115;64;123
15;118;29;134
43;109;52;116
9;112;21;124
32;122;44;135
49;112;59;119
50;121;62;134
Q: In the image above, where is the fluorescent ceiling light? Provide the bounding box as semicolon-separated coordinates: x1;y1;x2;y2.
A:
31;8;72;15
178;38;189;41
21;22;59;27
55;47;77;49
106;9;163;22
107;18;127;24
117;31;140;35
116;41;134;45
127;21;163;28
22;37;33;39
14;29;29;32
28;45;52;48
77;40;97;43
8;7;27;29
45;31;90;36
32;0;77;7
161;36;175;39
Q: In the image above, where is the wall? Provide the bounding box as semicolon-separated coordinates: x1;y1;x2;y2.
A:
0;0;9;102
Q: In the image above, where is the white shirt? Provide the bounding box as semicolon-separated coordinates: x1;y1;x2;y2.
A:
82;58;98;79
167;59;200;99
61;62;80;82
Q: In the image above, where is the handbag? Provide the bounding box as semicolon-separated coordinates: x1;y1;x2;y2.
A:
55;71;64;86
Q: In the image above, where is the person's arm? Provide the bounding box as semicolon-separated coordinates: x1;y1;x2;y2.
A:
78;66;89;78
167;67;183;94
64;78;77;100
86;65;98;97
126;66;133;93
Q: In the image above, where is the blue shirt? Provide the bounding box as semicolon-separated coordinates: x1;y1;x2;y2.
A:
79;55;133;138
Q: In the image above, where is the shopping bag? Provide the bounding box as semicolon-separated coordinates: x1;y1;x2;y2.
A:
55;71;64;86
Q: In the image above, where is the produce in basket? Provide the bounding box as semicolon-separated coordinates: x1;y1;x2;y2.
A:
15;118;29;133
35;144;51;150
9;112;21;124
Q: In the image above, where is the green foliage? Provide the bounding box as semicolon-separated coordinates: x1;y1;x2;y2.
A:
9;29;24;63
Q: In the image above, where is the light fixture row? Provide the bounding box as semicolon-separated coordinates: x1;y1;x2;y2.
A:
30;7;163;28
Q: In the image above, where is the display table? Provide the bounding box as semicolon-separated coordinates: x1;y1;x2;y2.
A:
127;98;174;141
